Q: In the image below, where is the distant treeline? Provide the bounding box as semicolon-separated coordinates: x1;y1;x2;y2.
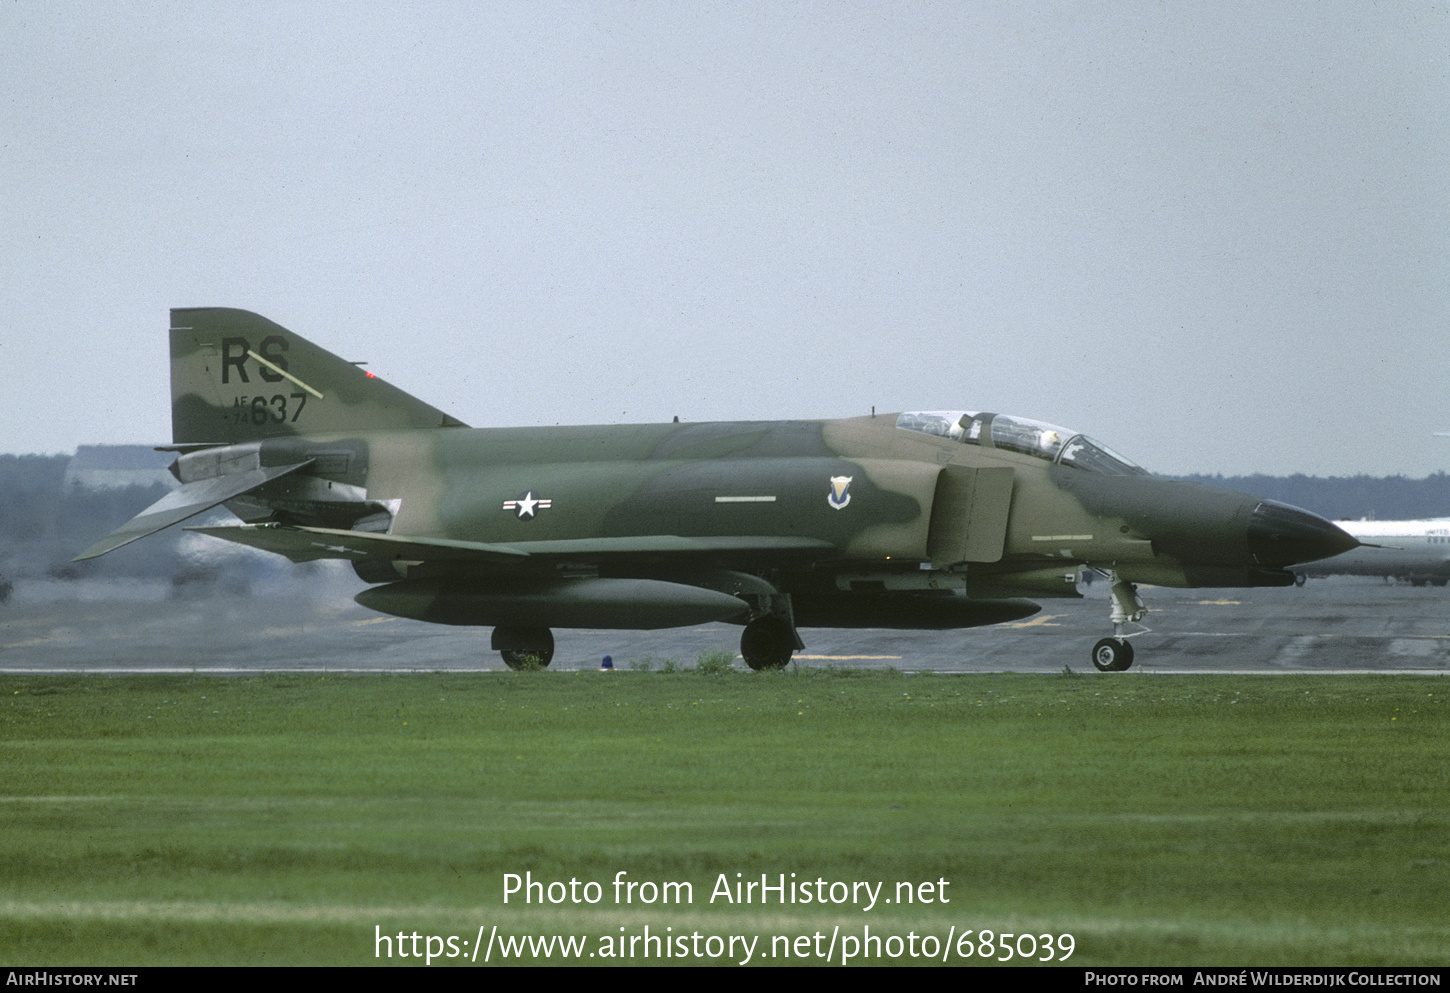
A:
1176;473;1450;522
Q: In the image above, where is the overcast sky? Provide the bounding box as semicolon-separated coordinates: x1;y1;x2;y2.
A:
3;2;1447;476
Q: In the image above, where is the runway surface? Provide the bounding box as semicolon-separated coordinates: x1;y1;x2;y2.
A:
2;573;1448;674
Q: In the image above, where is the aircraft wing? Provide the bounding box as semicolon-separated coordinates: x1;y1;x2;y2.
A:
493;535;836;557
73;461;314;561
186;524;834;565
184;524;532;564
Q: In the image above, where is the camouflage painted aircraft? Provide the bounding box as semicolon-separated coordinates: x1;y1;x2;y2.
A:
77;309;1358;672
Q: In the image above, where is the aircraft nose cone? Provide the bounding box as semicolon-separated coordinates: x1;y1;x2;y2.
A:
1247;500;1358;567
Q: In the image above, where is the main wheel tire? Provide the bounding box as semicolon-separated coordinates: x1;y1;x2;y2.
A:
501;648;553;670
1091;637;1134;672
494;626;555;670
741;617;793;670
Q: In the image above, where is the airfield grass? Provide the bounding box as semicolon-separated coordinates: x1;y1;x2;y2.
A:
0;664;1446;966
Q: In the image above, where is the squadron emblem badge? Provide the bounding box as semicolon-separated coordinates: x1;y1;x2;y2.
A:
828;476;853;510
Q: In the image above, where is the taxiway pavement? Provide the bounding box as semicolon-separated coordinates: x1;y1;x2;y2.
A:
2;574;1447;674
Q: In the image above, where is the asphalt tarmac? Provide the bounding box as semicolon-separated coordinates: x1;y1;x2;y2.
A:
2;572;1448;675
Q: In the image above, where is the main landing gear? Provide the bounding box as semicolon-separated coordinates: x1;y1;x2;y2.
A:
492;626;555;669
1091;571;1147;672
740;616;795;670
739;592;804;671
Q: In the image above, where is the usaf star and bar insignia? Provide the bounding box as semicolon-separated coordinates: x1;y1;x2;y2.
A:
502;490;552;520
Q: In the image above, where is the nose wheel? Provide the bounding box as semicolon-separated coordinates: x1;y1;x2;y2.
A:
1092;637;1134;672
1089;570;1148;672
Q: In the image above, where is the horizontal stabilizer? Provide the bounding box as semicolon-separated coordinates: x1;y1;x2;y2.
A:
184;524;532;564
72;461;313;561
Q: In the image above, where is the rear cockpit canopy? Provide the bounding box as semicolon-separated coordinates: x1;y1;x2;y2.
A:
896;411;1147;476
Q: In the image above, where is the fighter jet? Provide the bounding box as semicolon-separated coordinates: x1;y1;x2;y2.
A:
77;309;1357;672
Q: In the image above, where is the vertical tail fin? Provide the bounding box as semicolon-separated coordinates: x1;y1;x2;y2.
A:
170;308;467;445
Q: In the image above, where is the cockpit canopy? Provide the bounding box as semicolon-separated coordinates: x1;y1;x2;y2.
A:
896;411;1148;476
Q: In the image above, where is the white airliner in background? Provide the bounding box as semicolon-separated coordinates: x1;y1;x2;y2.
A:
1296;519;1450;586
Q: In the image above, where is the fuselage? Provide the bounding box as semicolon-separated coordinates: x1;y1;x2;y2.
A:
214;413;1354;604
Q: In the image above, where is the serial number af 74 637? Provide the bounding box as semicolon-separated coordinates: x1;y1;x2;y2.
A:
230;393;309;426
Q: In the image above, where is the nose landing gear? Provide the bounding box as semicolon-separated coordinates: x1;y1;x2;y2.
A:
1091;571;1147;672
1092;636;1134;672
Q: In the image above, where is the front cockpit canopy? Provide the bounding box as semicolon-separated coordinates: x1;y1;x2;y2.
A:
896;411;1147;476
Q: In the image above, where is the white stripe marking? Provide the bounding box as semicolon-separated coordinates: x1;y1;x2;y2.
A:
246;350;324;399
